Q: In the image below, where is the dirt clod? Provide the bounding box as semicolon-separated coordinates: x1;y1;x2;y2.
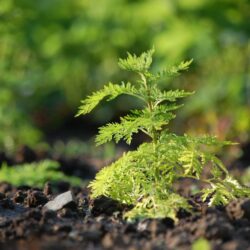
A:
25;190;48;207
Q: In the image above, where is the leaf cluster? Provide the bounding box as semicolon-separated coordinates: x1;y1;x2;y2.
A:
77;49;250;221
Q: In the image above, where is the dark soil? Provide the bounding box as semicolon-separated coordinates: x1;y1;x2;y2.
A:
0;181;250;250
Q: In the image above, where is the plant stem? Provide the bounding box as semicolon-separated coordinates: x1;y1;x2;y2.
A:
140;72;158;145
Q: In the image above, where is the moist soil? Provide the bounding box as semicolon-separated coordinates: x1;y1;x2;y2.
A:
0;147;250;250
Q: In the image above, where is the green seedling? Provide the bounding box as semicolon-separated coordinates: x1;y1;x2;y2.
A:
77;49;250;221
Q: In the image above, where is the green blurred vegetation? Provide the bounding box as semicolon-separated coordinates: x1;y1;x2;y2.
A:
51;138;116;159
0;0;249;151
242;167;250;187
0;160;83;187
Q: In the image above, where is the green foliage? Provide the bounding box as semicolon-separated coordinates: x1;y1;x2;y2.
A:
76;82;136;116
202;176;250;206
118;49;154;73
0;160;82;188
78;49;250;221
0;88;41;152
0;0;249;150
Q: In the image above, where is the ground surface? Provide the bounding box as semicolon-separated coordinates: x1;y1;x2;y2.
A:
1;182;250;250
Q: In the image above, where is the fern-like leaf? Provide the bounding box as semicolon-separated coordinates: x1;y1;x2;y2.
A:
202;176;250;206
151;59;193;81
76;82;136;116
96;107;175;145
179;149;202;177
118;49;154;73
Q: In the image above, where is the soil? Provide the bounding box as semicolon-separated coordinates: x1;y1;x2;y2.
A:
0;184;250;249
0;146;250;250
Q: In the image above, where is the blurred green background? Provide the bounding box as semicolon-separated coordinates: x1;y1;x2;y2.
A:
0;0;249;153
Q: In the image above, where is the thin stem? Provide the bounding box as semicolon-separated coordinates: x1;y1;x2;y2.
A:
140;128;150;136
139;72;158;145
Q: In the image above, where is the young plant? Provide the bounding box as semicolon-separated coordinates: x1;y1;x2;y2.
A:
76;49;250;221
